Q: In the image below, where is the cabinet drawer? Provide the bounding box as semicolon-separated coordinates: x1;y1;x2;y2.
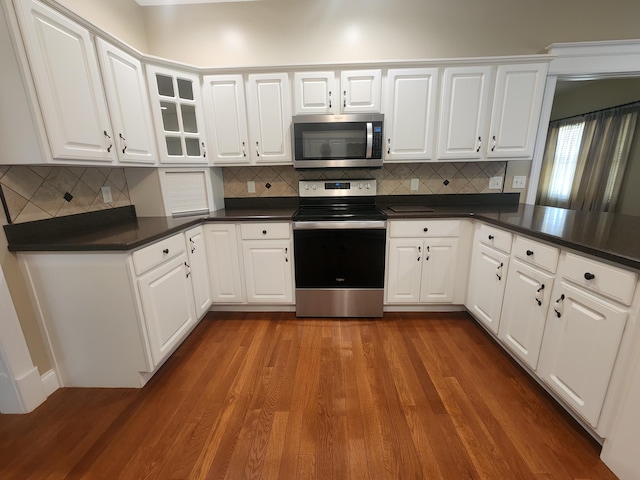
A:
477;223;512;253
132;234;186;276
559;252;637;306
513;236;559;273
389;220;460;238
240;222;290;240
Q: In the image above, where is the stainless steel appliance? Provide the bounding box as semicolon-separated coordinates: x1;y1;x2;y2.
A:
292;114;384;169
293;179;387;317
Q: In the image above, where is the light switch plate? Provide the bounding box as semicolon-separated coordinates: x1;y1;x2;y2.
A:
101;186;113;203
247;181;256;193
512;175;527;189
410;178;419;191
489;176;503;190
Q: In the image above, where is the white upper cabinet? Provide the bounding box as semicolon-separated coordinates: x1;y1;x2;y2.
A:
202;74;250;164
146;64;208;165
293;69;381;115
246;73;292;164
487;63;548;158
96;39;157;165
437;63;547;161
293;71;337;114
340;69;382;113
437;66;492;160
384;68;439;162
13;0;115;163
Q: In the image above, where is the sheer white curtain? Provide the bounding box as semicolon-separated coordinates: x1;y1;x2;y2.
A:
537;103;639;212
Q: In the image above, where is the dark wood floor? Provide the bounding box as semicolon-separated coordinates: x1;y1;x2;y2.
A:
0;312;617;479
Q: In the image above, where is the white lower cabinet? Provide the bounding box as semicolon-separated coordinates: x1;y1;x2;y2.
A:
18;229;209;388
467;241;510;334
386;220;462;304
240;222;294;304
499;258;554;370
136;251;197;367
537;278;629;428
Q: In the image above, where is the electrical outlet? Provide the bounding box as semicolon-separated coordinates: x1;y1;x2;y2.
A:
512;175;527;189
247;181;256;193
489;176;503;190
101;186;113;203
410;178;419;191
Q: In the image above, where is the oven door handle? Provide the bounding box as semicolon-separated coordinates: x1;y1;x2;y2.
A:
293;221;386;230
365;122;373;159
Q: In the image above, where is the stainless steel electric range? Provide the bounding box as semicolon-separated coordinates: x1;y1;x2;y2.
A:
292;179;387;317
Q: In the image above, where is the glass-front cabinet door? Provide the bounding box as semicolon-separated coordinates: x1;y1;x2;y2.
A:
146;65;208;164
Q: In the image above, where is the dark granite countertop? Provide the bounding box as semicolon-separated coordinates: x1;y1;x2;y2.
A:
5;201;640;271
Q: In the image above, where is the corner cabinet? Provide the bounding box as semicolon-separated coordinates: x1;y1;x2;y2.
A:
437;63;547;161
146;64;208;165
18;229;210;388
384;68;440;162
12;0;115;163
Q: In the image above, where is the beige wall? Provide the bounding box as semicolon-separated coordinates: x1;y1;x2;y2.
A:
55;0;149;52
140;0;640;67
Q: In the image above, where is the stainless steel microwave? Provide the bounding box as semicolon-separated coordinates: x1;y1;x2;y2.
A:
292;113;384;169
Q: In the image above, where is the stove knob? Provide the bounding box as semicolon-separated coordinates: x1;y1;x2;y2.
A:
366;183;371;189
312;184;317;190
304;184;309;190
358;183;363;189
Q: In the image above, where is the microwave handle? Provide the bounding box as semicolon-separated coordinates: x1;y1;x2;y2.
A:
366;122;373;159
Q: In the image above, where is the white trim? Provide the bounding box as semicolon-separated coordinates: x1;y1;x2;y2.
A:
40;369;59;398
547;39;640;76
0;267;46;413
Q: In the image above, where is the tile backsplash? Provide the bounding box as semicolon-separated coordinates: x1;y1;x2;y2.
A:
0;166;131;224
222;162;507;198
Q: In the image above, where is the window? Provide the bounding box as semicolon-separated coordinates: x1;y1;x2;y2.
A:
546;121;585;203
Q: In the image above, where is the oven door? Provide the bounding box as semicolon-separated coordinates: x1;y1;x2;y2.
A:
293;221;386;317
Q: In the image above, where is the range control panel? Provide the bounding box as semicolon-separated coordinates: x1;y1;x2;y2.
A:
298;179;377;197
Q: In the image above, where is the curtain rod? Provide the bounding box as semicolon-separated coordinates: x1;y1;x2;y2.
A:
551;99;640;123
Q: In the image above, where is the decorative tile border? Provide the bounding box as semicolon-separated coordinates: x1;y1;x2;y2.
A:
222;162;506;198
0;166;131;224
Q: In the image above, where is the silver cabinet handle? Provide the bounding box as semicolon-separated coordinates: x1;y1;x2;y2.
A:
256;141;260;157
491;135;496;152
343;90;346;108
202;142;206;158
242;141;246;157
476;136;482;153
387;138;391;155
328;90;332;109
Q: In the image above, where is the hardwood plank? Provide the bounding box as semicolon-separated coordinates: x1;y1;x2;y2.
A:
0;312;619;480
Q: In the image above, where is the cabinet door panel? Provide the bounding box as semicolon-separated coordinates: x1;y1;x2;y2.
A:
467;243;509;334
340;70;381;113
386;238;422;303
205;225;245;303
488;64;547;158
537;281;627;427
242;239;293;303
293;72;336;114
385;68;439;161
203;75;249;164
15;0;113;162
420;238;458;303
247;73;292;163
437;66;491;159
97;39;157;164
499;258;553;369
138;254;196;367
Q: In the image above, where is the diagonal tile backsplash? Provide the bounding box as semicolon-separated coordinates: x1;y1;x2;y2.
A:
222;162;506;198
0;166;131;224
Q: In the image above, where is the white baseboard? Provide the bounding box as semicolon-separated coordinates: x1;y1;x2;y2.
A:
14;366;46;413
40;369;59;397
